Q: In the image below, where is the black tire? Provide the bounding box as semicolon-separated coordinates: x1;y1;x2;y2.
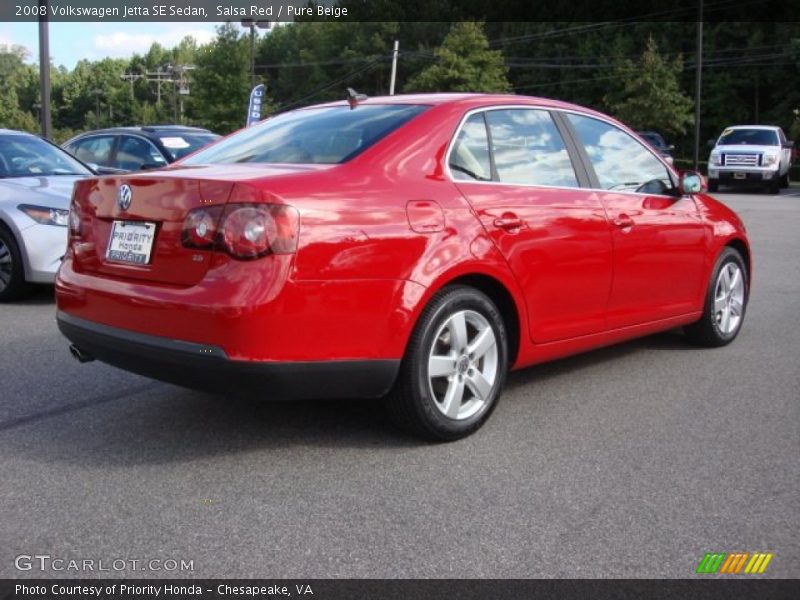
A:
768;177;780;194
684;247;748;347
780;170;790;189
707;179;719;193
386;285;509;441
0;225;31;302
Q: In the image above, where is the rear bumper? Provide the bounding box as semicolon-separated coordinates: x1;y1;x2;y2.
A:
57;311;400;400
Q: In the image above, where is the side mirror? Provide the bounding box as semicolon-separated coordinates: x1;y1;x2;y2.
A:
667;144;675;152
707;139;716;148
783;141;795;149
679;171;706;195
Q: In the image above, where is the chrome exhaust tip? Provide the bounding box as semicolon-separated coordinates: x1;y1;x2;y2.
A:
69;344;95;364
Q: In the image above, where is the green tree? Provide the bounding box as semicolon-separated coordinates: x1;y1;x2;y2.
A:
404;22;510;93
605;36;694;137
0;45;38;131
190;23;255;133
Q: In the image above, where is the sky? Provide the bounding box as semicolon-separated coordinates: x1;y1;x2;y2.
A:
0;22;225;68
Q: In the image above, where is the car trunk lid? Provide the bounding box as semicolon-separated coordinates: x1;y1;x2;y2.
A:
70;164;329;286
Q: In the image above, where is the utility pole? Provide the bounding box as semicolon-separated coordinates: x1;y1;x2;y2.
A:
121;71;143;99
37;0;52;139
754;71;760;123
693;0;703;171
170;64;194;124
92;89;103;127
146;69;173;104
389;40;399;96
240;20;271;90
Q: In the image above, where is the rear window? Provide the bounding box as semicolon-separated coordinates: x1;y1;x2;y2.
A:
158;133;220;161
718;129;778;146
183;104;429;166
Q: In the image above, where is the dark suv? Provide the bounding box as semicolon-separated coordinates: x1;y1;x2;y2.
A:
63;126;220;174
636;131;674;165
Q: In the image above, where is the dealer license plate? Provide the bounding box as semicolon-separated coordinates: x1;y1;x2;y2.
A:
106;220;156;265
733;172;746;179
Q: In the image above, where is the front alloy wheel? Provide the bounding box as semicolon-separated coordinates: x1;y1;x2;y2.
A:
684;247;748;347
387;286;508;441
712;261;745;336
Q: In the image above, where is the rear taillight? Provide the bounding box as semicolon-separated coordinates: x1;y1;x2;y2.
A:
68;200;81;237
181;203;298;260
182;205;223;249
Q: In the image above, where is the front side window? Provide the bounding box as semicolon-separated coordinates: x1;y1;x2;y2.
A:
116;136;167;170
568;114;674;195
183;105;429;165
487;109;579;187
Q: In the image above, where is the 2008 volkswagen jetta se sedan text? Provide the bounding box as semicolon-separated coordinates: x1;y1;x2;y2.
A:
56;94;751;440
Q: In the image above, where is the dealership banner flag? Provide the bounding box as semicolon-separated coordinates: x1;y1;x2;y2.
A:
247;84;266;127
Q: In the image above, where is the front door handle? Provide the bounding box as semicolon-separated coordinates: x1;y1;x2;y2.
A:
493;214;523;230
613;213;635;229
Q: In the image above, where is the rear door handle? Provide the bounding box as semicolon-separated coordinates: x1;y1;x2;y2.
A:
493;215;523;230
613;213;635;229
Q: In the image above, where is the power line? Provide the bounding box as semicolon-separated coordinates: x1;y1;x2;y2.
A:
275;58;384;113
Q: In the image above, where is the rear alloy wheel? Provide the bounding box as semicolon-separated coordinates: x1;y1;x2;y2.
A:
684;247;747;347
0;226;31;302
387;286;508;441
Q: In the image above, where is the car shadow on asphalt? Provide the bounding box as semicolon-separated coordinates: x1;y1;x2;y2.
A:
10;284;55;305
0;330;695;466
504;329;692;391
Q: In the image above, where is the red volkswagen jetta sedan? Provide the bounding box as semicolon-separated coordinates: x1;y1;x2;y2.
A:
56;94;751;440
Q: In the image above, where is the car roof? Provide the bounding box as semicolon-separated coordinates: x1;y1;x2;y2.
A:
0;129;37;136
69;126;215;137
724;125;781;131
310;93;610;118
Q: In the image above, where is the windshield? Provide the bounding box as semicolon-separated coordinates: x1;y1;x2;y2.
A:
158;133;220;161
182;104;429;166
718;128;778;146
0;134;93;178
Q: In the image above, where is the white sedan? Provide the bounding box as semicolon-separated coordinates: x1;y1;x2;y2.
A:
0;129;93;301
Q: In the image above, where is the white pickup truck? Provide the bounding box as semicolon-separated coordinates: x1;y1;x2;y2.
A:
707;125;794;194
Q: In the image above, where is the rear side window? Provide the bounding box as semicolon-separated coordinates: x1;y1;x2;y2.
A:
568;114;674;195
486;109;578;187
183;105;428;165
449;113;492;181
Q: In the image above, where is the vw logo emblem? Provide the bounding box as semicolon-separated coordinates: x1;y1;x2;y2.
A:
117;184;132;211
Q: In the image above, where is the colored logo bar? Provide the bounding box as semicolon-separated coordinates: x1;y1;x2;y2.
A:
697;552;773;574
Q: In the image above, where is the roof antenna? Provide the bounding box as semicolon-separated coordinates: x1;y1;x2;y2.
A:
346;87;368;110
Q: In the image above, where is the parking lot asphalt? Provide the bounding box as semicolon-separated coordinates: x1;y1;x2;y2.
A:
1;188;798;579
